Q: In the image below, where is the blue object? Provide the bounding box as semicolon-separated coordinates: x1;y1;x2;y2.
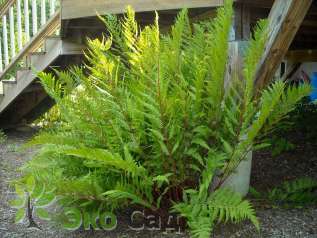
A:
310;72;317;102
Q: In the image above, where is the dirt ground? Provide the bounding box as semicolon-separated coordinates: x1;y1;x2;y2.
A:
0;128;316;238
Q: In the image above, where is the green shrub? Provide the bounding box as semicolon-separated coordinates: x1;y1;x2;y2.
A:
12;1;311;237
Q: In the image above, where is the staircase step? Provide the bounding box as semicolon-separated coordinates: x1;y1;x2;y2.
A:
26;52;46;68
62;40;86;54
2;79;17;84
2;79;17;95
45;36;61;52
17;68;34;81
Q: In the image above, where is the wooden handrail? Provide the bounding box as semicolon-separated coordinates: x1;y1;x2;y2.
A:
0;0;15;18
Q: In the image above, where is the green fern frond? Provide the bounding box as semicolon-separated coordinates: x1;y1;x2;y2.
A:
247;80;286;142
64;147;145;176
39;72;63;102
243;19;268;104
209;189;259;229
263;83;312;134
207;0;233;120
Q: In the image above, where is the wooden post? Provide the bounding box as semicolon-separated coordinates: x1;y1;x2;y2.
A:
254;0;313;90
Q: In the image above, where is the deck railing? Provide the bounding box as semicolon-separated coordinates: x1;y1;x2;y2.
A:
0;0;60;80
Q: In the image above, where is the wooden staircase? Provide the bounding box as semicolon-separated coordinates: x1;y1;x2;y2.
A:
0;0;85;128
0;37;84;127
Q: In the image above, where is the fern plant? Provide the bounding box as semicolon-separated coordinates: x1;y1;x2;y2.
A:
12;1;311;237
268;178;317;207
250;178;317;208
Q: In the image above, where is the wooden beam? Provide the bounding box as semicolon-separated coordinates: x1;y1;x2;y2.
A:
254;0;312;90
61;0;228;20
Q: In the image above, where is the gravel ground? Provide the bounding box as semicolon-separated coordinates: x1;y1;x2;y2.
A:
0;129;316;238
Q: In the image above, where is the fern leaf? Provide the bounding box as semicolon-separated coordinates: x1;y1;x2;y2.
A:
64;147;145;176
209;189;259;229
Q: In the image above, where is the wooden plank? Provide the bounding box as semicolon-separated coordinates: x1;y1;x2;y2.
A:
254;0;313;90
61;0;228;20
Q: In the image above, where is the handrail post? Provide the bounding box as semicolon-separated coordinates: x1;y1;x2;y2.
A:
24;0;30;42
41;0;46;25
50;0;55;16
9;6;15;58
32;0;37;36
2;15;9;66
17;0;22;50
